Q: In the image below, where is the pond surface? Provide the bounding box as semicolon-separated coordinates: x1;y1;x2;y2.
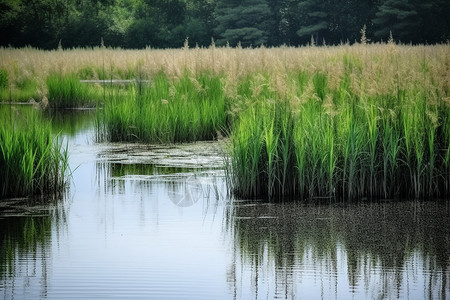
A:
1;109;449;299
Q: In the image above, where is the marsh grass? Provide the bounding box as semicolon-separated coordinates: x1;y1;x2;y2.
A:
0;74;39;102
229;100;298;199
227;67;450;200
444;112;450;194
1;44;449;200
0;107;69;199
46;72;102;108
97;71;228;143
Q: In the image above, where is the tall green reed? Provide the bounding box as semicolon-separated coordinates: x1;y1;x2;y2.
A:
227;70;450;201
229;105;265;198
228;99;298;200
380;106;401;198
0;108;69;198
443;107;450;194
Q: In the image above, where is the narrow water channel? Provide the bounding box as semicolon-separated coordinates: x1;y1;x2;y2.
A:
1;109;449;299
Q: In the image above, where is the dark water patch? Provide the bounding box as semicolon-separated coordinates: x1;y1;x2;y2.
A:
0;199;53;218
0;194;67;218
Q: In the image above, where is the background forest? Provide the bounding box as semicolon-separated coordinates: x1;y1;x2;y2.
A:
1;0;449;49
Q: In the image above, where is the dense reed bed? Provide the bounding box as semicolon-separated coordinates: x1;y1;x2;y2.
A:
228;61;450;200
0;107;69;199
1;43;448;200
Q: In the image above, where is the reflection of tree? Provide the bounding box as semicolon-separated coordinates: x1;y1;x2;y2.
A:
226;201;450;299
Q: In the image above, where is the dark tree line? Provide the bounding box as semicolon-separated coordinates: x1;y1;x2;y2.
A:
1;0;449;49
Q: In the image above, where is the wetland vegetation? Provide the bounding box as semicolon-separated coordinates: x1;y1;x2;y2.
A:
96;71;228;143
0;107;69;199
0;42;449;201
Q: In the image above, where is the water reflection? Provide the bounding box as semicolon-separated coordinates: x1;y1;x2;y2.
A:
45;109;96;137
0;206;68;300
227;201;450;299
0;217;51;278
0;105;96;137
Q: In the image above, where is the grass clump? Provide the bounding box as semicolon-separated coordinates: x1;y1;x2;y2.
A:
0;108;69;199
97;71;228;143
46;72;100;108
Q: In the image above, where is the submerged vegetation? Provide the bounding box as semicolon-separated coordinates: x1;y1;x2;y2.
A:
0;42;449;200
0;107;69;199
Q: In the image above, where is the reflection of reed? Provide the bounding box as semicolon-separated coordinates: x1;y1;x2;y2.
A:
0;195;68;295
45;108;96;137
0;216;51;298
226;201;450;299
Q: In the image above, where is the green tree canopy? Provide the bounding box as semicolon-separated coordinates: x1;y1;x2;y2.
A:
126;0;187;48
0;0;449;48
184;0;215;46
214;0;274;47
296;0;329;44
372;0;419;42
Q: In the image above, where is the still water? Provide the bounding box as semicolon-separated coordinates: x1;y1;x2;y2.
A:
1;109;449;299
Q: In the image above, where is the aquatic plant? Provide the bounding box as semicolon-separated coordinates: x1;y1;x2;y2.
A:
0;108;69;198
46;72;101;108
0;43;449;200
226;65;450;200
97;71;228;143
